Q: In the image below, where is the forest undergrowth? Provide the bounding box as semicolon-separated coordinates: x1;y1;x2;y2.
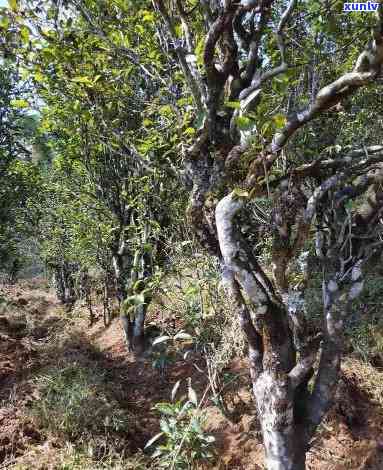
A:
1;254;383;470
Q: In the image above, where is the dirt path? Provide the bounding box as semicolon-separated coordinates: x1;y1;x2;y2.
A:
1;280;383;469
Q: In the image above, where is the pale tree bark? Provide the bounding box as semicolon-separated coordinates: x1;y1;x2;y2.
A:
217;165;383;468
112;237;149;354
217;194;308;469
112;220;156;354
155;0;383;467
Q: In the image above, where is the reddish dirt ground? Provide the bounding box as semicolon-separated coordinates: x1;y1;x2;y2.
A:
1;280;383;469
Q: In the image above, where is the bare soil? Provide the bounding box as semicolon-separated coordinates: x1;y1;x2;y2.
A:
0;279;382;469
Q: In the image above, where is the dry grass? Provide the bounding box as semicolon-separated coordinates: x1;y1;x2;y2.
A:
13;443;150;470
343;357;383;408
2;264;383;470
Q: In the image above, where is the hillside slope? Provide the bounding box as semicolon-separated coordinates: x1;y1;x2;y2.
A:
0;280;382;469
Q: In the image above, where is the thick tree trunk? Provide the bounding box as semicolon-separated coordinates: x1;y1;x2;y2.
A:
216;194;315;470
254;371;308;470
263;436;306;470
262;430;306;470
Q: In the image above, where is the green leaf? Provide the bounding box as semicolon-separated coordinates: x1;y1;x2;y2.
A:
235;115;253;130
142;10;155;22
188;383;198;406
10;99;29;108
183;127;196;136
20;25;30;43
194;110;206;129
232;188;249;198
185;285;199;296
273;114;287;129
8;0;18;11
0;15;10;29
145;432;164;449
71;76;93;86
195;36;205;65
345;200;353;210
132;279;145;292
174;332;193;341
125;293;145;306
174;24;182;38
152;335;171;346
160;418;171;434
225;101;241;109
171;380;181;401
34;71;44;83
159;104;172;117
261;121;272;136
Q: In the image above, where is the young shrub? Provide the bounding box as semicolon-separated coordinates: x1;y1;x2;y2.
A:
146;380;215;469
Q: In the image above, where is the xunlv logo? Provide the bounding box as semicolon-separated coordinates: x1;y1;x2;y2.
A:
344;2;380;11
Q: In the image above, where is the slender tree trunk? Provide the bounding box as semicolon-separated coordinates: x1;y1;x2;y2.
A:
120;304;147;353
103;281;111;326
63;262;76;309
132;303;146;352
113;247;149;353
120;314;133;351
53;266;66;303
86;291;94;326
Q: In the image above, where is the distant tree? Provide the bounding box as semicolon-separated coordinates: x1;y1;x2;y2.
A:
0;61;42;280
8;0;186;351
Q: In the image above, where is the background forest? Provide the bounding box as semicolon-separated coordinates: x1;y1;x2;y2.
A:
1;1;383;469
